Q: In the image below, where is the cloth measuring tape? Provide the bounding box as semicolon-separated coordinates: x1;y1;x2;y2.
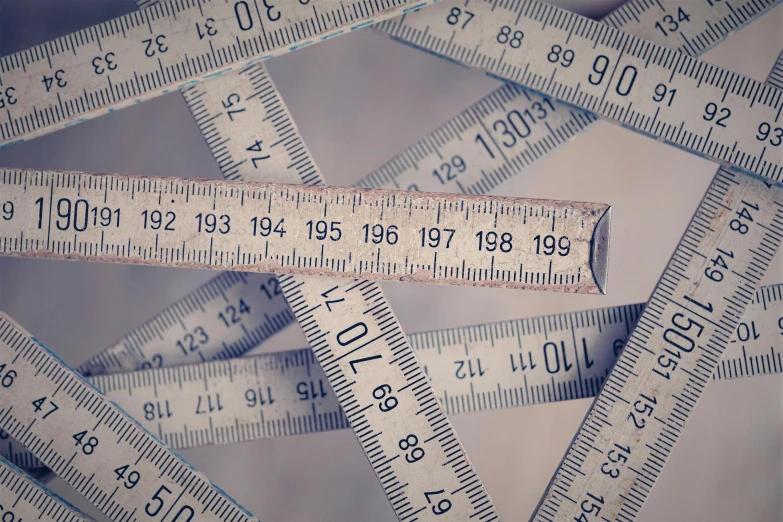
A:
0;1;780;520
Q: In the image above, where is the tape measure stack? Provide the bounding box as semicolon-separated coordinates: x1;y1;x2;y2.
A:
0;0;780;521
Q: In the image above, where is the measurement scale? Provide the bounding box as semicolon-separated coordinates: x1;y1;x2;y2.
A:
69;0;783;384
0;0;439;147
376;0;783;184
528;53;783;522
0;168;611;293
4;281;779;472
0;314;262;522
0;456;93;522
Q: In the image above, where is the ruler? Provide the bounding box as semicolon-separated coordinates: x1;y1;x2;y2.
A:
70;0;782;383
0;0;439;147
0;456;93;522
4;281;778;471
528;53;783;522
376;0;783;184
0;314;261;522
85;282;783;450
0;168;610;293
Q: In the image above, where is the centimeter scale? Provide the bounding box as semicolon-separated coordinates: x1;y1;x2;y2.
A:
0;0;781;521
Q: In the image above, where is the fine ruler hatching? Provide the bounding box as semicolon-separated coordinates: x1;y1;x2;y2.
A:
69;0;783;381
0;314;262;522
0;456;93;522
377;0;783;184
0;169;611;293
528;53;783;521
0;0;439;146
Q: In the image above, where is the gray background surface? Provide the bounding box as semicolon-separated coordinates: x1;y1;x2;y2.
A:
0;0;781;520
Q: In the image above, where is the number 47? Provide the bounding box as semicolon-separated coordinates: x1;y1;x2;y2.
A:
32;396;59;419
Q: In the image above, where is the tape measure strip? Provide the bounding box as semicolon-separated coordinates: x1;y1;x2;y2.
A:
0;456;93;522
376;0;783;184
5;280;779;472
0;168;610;294
361;0;783;195
0;0;439;148
530;52;783;522
79;282;781;453
0;314;261;522
72;0;781;381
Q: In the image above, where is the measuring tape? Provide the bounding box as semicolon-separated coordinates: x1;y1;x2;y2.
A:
527;52;783;521
0;456;92;522
0;168;610;293
0;314;262;522
70;0;783;385
376;0;783;184
4;281;779;470
0;0;439;147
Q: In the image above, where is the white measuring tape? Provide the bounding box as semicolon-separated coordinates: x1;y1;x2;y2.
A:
527;54;783;521
67;0;783;386
0;314;262;522
0;0;438;147
0;456;92;522
376;0;783;184
0;0;780;516
0;168;611;293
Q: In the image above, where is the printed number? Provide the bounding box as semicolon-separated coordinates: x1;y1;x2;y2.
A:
218;299;251;328
196;17;218;39
0;507;20;522
251;216;286;237
432;155;467;185
362;224;399;245
627;393;657;429
493;109;532;147
306;220;342;241
476;231;512;252
222;93;245;121
420;227;455;248
652;83;676;106
399;434;425;463
296;380;327;401
543;341;573;374
446;7;475;28
423;489;452;516
534;235;570;256
262;0;280;22
704;247;733;283
0;364;17;388
729;200;758;235
92;52;117;75
247;139;271;166
497;25;523;48
260;277;281;300
143;401;173;421
195;393;223;414
0;87;16;109
42;69;67;92
575;492;605;522
196;213;230;234
72;430;99;455
703;102;731;127
114;464;141;489
31;396;59;419
653;312;705;380
55;198;120;231
654;8;691;37
615;65;638;96
142;35;168;57
137;354;163;371
246;386;275;406
145;485;171;516
372;383;398;412
588;55;610;86
176;326;209;355
1;201;13;221
547;45;574;67
756;122;783;146
600;443;630;479
142;210;176;231
234;1;254;30
736;320;760;342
